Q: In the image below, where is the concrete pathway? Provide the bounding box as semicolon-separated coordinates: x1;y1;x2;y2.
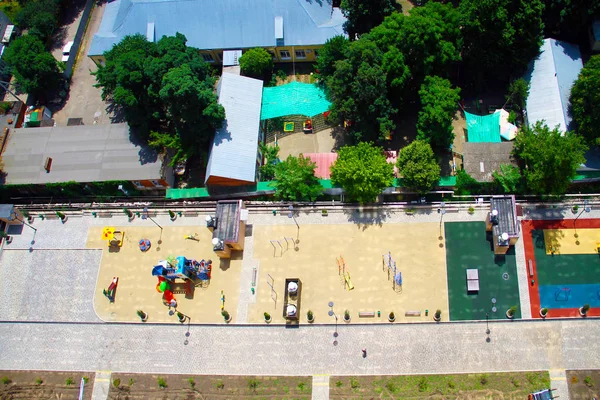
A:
91;370;111;400
549;369;569;400
312;374;330;400
0;319;598;376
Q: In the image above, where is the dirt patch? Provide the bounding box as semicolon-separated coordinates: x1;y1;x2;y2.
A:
0;370;95;399
567;370;600;399
108;373;311;399
330;371;550;399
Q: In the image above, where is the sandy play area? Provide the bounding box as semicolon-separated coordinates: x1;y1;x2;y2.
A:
88;225;242;324
249;223;449;324
543;228;600;255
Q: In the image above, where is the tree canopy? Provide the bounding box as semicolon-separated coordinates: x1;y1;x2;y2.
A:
259;143;280;181
460;0;544;79
273;155;322;201
512;122;587;195
330;142;394;203
316;35;349;85
570;55;600;145
3;35;61;96
397;140;441;194
15;0;60;41
93;33;224;163
416;76;460;151
340;0;398;39
321;38;396;142
239;48;273;80
542;0;600;41
492;164;523;194
505;78;530;112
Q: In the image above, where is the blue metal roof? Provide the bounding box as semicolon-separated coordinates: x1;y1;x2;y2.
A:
525;38;583;133
89;0;346;57
205;74;264;184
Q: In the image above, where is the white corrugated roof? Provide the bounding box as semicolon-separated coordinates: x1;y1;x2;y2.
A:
525;38;583;133
205;74;263;184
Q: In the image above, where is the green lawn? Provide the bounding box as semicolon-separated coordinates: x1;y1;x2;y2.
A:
330;371;550;398
445;221;521;320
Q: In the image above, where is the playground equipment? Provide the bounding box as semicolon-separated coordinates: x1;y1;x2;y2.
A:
184;233;199;241
220;290;225;310
102;227;124;248
152;256;212;282
383;252;402;292
283;278;302;322
336;256;354;290
139;239;151;252
102;277;118;302
283;121;294;132
303;119;313;134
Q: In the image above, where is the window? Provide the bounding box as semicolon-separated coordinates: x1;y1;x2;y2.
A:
151;180;164;187
314;50;319;58
268;50;276;60
295;49;306;59
279;50;291;59
132;181;142;188
202;53;214;62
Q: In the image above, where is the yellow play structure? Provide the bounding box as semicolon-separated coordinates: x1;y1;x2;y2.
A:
336;255;354;290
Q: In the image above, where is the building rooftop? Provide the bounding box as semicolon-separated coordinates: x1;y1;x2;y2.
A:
490;196;518;237
213;200;242;243
1;123;164;185
462;142;514;183
205;74;263;185
525;38;583;133
89;0;346;57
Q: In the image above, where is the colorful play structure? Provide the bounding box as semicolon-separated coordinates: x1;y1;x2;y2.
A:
383;252;402;292
102;277;119;302
336;255;354;290
152;256;212;305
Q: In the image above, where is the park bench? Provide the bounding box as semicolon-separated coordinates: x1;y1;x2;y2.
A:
405;311;421;317
97;212;112;218
358;311;375;318
251;267;257;287
183;210;197;217
528;259;534;277
45;213;59;219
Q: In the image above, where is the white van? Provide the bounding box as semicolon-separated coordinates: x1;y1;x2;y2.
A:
61;41;74;62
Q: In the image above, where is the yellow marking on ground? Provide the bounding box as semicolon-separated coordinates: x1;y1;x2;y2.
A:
95;378;110;382
96;370;112;374
551;376;567;381
543;228;600;254
313;382;330;386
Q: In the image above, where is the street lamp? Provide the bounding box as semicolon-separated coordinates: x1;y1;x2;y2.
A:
9;211;36;245
328;301;338;339
117;184;129;196
143;207;163;244
288;205;300;244
485;312;490;335
438;202;446;241
574;200;591;242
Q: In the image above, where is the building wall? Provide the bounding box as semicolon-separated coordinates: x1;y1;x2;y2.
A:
91;44;324;66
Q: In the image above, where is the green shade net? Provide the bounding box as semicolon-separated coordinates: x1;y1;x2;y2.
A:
260;81;331;120
465;111;501;143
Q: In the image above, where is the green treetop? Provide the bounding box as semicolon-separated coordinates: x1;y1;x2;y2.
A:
273;155;323;201
239;48;274;80
512;122;587;195
340;0;398;39
330;142;394;203
397;140;441;195
570;55;600;145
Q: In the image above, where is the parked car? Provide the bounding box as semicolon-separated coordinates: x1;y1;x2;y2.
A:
61;41;74;62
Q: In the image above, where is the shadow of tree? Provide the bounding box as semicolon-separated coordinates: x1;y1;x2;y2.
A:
342;207;391;230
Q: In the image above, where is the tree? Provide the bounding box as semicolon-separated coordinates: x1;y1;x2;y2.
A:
369;3;462;89
416;76;460;151
273;155;322;201
239;48;273;80
323;38;396;142
3;35;61;96
259;143;280;180
93;33;224;163
397;140;441;194
570;55;600;145
492;164;523;193
315;35;349;85
460;0;544;80
340;0;398;39
505;78;530;111
330;142;394;203
455;169;480;195
15;0;60;41
542;0;600;41
512;122;587;195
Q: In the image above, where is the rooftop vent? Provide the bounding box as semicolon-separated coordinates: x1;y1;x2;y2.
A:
146;22;155;43
275;16;283;40
490;209;499;224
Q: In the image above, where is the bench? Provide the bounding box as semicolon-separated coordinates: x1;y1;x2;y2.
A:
528;259;534;277
45;213;59;219
97;212;112;218
405;311;421;317
183;210;197;217
358;311;375;318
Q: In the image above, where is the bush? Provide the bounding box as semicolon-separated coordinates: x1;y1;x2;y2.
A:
128;378;134;387
508;305;518;316
248;378;260;390
83;376;89;384
264;312;271;320
335;380;343;387
584;376;593;387
188;377;195;388
480;374;488;385
157;377;167;388
417;377;429;392
1;377;11;385
468;206;475;214
581;304;590;313
215;380;224;389
35;378;43;385
350;377;360;389
239;48;274;80
112;378;120;388
66;377;74;386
